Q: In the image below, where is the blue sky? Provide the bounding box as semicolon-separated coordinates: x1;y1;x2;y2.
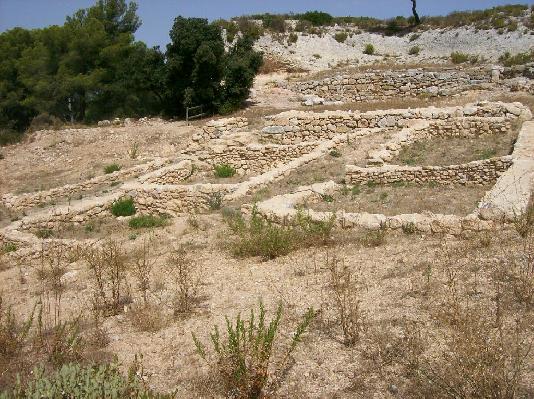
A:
1;0;533;48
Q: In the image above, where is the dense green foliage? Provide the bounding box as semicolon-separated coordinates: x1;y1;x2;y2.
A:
111;197;136;217
0;0;263;145
213;164;237;178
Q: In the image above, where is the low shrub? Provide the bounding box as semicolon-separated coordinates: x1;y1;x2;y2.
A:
192;301;314;399
103;163;121;174
360;225;387;247
450;51;469;64
409;33;421;42
128;214;169;229
401;222;416;235
363;44;375;55
0;129;23;146
213;164;236;178
207;192;223;210
499;50;534;66
334;32;348;43
409;45;421;55
288;32;298;44
1;243;18;253
294;19;312;32
262;14;286;33
329;149;341;158
83;240;130;316
225;207;335;260
5;362;169;398
111;197;136;217
298;10;334;26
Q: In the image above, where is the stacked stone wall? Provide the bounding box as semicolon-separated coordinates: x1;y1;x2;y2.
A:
291;69;490;102
346;157;512;186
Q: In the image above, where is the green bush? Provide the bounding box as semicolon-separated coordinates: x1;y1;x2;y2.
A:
225;207;335;260
1;243;18;253
409;33;421;42
214;164;236;178
262;14;286;33
298;11;334;26
329;149;342;158
295;20;312;32
3;362;170;398
103;163;121;174
499;50;534;66
363;44;375;55
128;215;168;229
208;193;223;210
409;45;421;55
288;32;298;44
192;301;314;399
450;51;470;64
111;197;136;217
334;32;348;43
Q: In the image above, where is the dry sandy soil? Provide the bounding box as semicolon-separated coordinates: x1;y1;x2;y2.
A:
1;68;534;398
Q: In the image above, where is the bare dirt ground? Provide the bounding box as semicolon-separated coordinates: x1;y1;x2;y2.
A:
0;122;197;195
1;68;534;397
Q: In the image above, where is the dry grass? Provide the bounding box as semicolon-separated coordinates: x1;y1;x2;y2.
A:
392;129;518;166
312;182;490;216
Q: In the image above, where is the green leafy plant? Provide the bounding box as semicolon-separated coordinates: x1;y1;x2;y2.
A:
208;192;223;210
128;214;169;229
103;164;121;174
363;44;375;55
409;45;421;55
450;51;469;64
334;32;348;43
1;243;18;254
329;149;342;158
214;164;236;178
5;361;170;398
402;222;417;235
225;207;335;260
192;302;315;399
111;197;136;217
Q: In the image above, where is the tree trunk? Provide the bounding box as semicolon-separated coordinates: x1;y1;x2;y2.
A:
411;0;421;25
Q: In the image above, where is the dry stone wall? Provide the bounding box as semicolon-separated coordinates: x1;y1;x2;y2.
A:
195;142;319;175
261;102;528;144
346;157;512;185
1;159;171;212
198;117;249;141
291;68;491;102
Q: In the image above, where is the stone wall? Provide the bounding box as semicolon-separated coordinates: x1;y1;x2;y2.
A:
198;117;249;140
137;160;193;185
132;184;235;215
261;102;528;144
196;142;319;175
1;159;171;211
346;157;512;186
291;68;490;102
367;117;514;165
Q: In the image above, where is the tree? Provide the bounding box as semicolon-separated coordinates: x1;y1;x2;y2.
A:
218;35;263;114
411;0;421;25
165;17;225;115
